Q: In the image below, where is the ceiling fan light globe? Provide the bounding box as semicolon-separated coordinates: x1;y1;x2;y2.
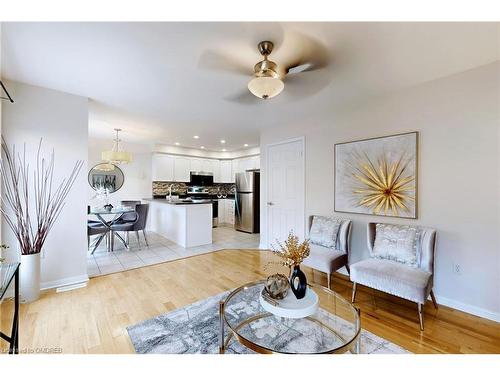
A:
247;76;284;100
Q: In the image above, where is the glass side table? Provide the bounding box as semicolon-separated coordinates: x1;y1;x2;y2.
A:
219;280;361;354
0;262;20;354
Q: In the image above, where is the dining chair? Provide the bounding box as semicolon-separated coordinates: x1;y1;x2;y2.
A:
87;223;110;254
111;204;150;248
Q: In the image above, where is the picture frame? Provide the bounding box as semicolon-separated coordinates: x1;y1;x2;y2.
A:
334;131;418;219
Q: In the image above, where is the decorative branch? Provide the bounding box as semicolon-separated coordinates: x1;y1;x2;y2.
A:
0;137;83;255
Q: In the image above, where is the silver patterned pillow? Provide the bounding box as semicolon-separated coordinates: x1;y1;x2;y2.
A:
309;216;341;248
372;224;420;266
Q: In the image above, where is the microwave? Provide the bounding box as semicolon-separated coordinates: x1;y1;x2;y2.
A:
189;171;214;186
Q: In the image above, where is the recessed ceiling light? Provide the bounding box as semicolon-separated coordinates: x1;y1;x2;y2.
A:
175;142;180;146
200;146;205;149
244;144;249;147
222;148;227;152
220;139;226;144
193;135;199;139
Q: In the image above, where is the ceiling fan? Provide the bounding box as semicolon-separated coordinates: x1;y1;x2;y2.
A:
198;32;331;103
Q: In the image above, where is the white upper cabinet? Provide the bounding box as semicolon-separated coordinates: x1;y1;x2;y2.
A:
152;153;259;183
220;160;232;183
174;157;191;182
231;156;260;177
152;154;175;181
250;155;260;170
231;159;240;180
201;159;212;173
210;159;221;182
242;157;253;172
190;158;203;173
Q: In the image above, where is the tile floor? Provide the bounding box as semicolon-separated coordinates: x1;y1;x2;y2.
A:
87;225;261;277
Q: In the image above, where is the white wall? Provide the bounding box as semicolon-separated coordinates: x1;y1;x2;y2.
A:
88;137;153;206
1;80;89;289
260;62;500;321
0;23;2;245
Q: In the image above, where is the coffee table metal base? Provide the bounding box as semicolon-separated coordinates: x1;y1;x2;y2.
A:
218;296;361;354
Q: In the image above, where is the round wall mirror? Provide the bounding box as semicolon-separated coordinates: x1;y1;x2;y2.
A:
88;163;124;193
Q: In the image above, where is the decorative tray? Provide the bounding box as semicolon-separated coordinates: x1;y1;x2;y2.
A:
259;287;319;319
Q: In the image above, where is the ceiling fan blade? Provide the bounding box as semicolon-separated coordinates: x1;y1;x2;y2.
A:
224;88;260;105
277;31;331;77
282;70;332;100
198;50;250;76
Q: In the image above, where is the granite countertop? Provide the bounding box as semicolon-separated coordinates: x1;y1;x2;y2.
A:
150;194;235;200
143;198;213;205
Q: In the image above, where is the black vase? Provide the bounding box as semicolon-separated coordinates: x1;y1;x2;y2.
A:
290;265;307;299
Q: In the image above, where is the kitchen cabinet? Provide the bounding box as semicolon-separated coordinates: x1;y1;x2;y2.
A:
152;153;259;183
152;154;175;181
174;157;191;182
218;198;235;225
190;158;203;173
226;199;235;225
201;159;212;173
231;156;260;178
218;199;226;223
231;159;239;180
209;159;221;183
220;160;232;183
250;155;260;170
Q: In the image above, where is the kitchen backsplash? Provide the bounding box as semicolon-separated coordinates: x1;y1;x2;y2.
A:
152;181;235;196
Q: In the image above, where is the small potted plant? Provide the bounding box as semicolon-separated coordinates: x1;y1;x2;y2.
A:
270;232;310;299
0;138;82;302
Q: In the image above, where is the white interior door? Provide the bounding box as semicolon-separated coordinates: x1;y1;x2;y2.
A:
267;138;305;247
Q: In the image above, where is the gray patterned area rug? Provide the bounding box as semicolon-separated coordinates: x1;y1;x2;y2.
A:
127;290;410;354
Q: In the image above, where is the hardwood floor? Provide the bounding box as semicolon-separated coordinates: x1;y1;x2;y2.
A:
1;249;499;354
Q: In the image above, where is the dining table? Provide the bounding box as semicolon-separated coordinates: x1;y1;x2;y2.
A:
88;206;136;252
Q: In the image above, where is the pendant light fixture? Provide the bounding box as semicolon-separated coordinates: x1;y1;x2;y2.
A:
102;128;132;164
94;163;116;172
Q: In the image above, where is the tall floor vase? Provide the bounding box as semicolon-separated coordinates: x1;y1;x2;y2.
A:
20;253;41;303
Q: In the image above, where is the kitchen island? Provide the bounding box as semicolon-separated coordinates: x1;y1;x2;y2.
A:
145;198;212;248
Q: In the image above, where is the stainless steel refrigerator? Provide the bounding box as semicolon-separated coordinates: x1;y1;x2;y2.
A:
235;171;260;233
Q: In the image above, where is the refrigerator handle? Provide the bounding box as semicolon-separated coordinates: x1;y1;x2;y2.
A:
234;191;240;215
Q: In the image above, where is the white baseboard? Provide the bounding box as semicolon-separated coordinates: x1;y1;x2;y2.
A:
331;268;500;323
259;242;269;250
433;293;500;323
40;274;89;291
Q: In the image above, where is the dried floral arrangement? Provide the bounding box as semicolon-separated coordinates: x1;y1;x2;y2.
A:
0;138;83;255
268;231;310;269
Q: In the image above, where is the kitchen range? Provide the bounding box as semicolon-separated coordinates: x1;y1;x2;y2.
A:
147;170;259;249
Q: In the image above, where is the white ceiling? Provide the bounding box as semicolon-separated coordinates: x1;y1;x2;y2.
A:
2;22;498;151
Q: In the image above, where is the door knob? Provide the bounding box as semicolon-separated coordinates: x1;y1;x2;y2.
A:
267;202;274;206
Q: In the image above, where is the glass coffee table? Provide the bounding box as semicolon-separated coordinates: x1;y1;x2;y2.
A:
219;280;361;354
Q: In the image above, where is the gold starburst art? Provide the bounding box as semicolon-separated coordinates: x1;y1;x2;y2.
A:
335;132;418;219
351;154;415;216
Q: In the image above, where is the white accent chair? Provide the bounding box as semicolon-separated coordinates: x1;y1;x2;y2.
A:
302;216;353;290
350;222;437;330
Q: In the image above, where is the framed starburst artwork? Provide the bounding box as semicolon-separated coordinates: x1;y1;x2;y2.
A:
334;132;418;219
